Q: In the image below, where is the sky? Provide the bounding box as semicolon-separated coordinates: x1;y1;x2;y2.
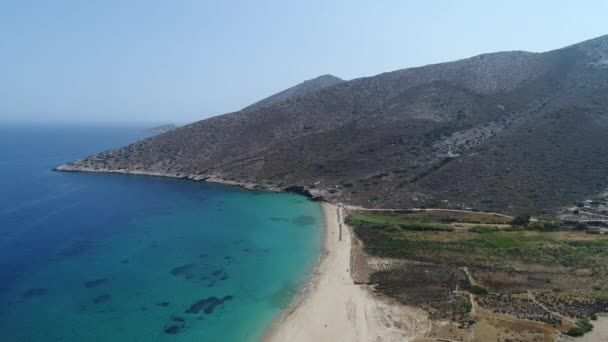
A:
1;0;607;124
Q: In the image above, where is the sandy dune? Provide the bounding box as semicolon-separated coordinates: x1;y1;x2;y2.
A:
263;203;429;342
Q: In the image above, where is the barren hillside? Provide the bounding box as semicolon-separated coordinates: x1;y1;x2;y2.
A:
58;35;608;215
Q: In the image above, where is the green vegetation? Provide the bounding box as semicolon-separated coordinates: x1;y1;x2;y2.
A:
567;327;587;337
508;214;566;232
348;211;608;268
566;319;594;337
463;301;473;313
350;209;511;225
470;226;500;233
348;213;455;232
468;285;489;296
511;213;531;227
349;210;608;329
527;220;561;231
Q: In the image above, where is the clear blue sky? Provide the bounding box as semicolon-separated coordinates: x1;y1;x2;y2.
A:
1;0;607;124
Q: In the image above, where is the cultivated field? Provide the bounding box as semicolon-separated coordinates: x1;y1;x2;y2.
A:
348;209;608;341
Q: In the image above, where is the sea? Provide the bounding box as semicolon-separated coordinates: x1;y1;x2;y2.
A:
0;123;323;341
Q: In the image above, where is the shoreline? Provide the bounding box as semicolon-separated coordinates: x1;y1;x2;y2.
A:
54;165;268;191
53;165;326;200
259;202;333;341
262;202;429;342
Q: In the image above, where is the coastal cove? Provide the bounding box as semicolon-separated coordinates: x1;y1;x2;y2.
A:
51;131;431;341
0;124;323;341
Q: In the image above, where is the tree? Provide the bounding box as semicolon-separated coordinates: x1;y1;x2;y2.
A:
511;213;531;227
468;285;489;295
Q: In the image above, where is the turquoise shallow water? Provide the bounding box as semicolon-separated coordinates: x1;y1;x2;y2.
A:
0;124;322;341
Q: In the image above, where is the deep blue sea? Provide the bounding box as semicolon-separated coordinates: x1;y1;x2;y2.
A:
0;124;322;341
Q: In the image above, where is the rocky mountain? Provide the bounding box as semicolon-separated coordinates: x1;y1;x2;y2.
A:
243;74;344;111
58;35;608;215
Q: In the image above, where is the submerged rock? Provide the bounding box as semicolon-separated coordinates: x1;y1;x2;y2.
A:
163;316;186;334
291;215;316;226
84;278;109;288
270;217;289;222
164;325;180;334
185;295;233;315
23;288;48;299
93;294;111;304
57;240;94;257
170;264;194;276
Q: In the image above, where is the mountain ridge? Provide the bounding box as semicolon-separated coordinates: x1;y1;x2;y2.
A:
243;74;344;111
58;34;608;215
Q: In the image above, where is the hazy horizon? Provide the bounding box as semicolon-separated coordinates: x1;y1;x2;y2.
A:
2;0;607;124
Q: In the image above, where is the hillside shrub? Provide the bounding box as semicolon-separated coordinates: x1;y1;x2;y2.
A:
470;226;500;233
398;222;455;232
511;214;531;227
528;221;561;231
468;285;489;296
567;318;594;336
567;327;586;337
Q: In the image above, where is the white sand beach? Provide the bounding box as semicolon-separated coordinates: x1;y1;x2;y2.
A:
263;202;429;342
